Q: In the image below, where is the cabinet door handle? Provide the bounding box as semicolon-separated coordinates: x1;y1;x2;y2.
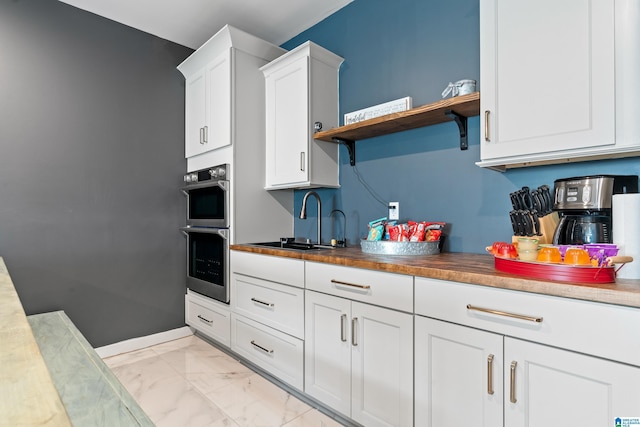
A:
351;317;358;346
466;304;543;323
340;314;347;342
510;361;517;403
484;110;490;142
300;152;305;171
199;127;205;144
487;354;495;395
331;279;371;290
197;314;212;324
250;297;274;308
250;340;274;354
203;125;208;143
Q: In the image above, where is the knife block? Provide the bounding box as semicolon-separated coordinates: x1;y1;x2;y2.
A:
537;212;559;244
511;212;559;246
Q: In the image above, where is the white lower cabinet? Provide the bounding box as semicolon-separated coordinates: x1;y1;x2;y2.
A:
415;316;503;426
185;290;231;347
505;337;640;427
305;290;413;427
230;251;305;390
415;276;640;427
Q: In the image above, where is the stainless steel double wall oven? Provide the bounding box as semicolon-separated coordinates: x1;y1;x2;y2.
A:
181;164;230;303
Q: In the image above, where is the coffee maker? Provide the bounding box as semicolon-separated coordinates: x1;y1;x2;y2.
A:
552;175;638;245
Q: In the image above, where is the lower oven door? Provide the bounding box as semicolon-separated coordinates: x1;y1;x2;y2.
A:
180;226;230;303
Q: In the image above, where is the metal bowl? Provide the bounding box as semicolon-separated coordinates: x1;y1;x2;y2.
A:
360;239;442;255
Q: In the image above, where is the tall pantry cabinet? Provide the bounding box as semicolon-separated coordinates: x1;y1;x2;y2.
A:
177;25;293;246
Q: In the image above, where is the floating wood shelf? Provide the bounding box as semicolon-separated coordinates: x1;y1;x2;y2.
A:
314;92;480;165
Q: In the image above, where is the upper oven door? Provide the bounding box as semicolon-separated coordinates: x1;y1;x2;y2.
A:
181;180;230;227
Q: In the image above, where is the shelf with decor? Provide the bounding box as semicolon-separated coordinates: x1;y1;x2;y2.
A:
313;92;480;165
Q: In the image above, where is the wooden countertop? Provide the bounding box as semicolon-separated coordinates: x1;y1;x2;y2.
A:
231;245;640;309
0;257;72;426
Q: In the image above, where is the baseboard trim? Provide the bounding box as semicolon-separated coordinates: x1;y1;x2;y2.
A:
95;326;195;359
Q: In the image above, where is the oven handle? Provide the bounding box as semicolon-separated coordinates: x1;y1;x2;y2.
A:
180;179;230;194
179;227;229;240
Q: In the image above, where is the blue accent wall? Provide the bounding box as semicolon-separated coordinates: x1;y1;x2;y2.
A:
285;0;640;253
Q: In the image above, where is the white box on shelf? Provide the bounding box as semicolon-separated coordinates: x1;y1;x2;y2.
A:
344;97;412;125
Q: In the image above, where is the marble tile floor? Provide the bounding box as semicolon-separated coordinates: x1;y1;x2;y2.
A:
103;335;346;427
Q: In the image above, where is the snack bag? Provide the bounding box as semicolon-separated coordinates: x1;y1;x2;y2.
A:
367;217;387;241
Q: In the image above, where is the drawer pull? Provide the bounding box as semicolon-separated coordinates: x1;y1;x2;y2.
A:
340;314;347;342
250;340;274;354
351;317;358;346
250;297;274;308
466;304;543;323
487;354;494;395
331;279;371;290
197;315;212;324
510;361;517;403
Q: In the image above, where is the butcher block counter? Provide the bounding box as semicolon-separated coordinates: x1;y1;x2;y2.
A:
230;245;640;308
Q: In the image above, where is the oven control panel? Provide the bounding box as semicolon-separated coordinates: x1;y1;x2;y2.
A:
184;164;227;184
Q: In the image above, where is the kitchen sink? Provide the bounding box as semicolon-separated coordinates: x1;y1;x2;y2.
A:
249;240;333;251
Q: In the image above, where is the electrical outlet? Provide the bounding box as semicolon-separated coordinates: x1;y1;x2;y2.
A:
388;202;399;220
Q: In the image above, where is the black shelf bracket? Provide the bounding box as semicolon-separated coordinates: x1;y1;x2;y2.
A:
333;137;356;166
445;109;468;150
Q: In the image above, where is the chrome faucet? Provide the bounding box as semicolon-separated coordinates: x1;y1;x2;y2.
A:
299;191;322;245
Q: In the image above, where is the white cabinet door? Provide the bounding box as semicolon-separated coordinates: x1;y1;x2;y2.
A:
505;337;640;427
304;291;413;426
480;0;615;162
415;316;503;427
262;42;342;190
264;55;309;187
205;49;232;153
351;301;413;427
184;69;206;158
304;291;351;416
183;50;232;158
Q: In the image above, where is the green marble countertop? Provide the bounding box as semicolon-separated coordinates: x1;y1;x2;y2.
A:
0;257;71;426
0;257;153;426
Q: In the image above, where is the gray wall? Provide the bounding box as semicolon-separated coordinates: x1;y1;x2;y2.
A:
0;0;193;347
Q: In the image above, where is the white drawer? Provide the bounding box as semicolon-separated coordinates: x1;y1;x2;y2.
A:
415;277;640;367
231;251;305;288
230;313;304;391
305;262;413;312
185;291;231;347
231;273;304;339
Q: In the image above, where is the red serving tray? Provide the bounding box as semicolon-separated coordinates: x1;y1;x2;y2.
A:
494;256;616;284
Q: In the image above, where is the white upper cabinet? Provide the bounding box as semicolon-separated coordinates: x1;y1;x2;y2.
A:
477;0;640;170
178;25;285;161
262;41;343;190
183;50;231;158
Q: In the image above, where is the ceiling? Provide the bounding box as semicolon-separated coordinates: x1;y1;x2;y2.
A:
58;0;353;50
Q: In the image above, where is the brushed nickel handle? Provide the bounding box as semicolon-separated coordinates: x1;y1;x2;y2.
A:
340;314;347;342
199;127;205;144
510;361;517;403
300;152;305;171
197;314;212;324
331;279;371;290
487;354;495;395
250;340;274;354
466;304;543;323
203;125;208;143
484;110;490;141
250;297;274;308
351;317;358;346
